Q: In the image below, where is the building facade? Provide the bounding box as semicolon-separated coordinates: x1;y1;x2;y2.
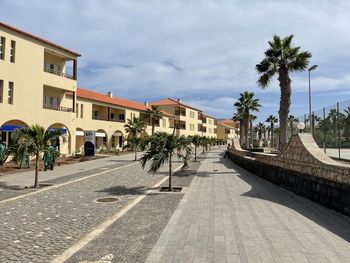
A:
217;119;239;143
1;22;222;157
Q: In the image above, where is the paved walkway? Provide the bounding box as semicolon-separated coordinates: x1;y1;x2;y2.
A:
147;149;350;263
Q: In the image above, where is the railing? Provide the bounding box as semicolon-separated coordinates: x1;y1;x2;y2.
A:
43;104;73;112
92;116;125;123
175;110;186;116
44;66;74;80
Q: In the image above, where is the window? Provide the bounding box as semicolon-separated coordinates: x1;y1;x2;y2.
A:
119;113;125;121
80;104;84;118
190;111;195;118
44;62;61;74
0;80;3;103
0;37;5;60
43;96;59;107
76;103;79;118
208;128;212;133
93;111;99;119
110;113;115;120
208;119;212;125
190;124;194;131
10;40;15;63
8;82;14;104
162;119;166;128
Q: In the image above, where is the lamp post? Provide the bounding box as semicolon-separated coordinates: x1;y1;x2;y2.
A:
308;64;318;135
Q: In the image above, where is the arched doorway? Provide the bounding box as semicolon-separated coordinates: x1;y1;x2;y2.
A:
75;128;84;154
111;130;124;149
46;123;71;155
0;120;29;147
96;129;107;151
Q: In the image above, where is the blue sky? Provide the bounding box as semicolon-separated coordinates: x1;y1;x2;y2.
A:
2;0;350;123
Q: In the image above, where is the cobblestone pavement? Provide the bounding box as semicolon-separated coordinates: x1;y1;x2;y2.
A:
66;162;200;263
147;149;350;263
0;158;182;262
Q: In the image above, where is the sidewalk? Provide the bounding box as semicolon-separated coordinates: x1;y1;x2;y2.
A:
0;152;136;188
146;149;350;263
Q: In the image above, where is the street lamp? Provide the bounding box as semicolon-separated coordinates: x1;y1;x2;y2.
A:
308;64;318;135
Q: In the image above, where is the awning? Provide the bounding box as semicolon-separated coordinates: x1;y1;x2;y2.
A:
0;125;23;132
47;128;67;134
75;131;84;136
96;132;106;137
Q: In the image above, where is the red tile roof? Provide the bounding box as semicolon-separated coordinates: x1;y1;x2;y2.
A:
76;88;174;118
219;119;239;128
0;21;81;57
150;98;202;112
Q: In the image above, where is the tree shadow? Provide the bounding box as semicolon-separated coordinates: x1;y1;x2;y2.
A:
96;185;147;196
211;157;350;243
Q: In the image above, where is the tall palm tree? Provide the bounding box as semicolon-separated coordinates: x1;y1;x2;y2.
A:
12;125;65;188
249;114;257;146
140;132;192;191
145;105;163;135
124;117;146;160
233;111;244;147
234;91;261;148
266;115;278;147
256;122;266;141
190;135;201;162
256;34;311;150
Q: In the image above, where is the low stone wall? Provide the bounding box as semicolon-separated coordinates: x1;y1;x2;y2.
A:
228;134;350;216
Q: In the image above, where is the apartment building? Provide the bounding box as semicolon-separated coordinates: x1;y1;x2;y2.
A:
217;119;239;143
0;22;80;155
150;98;217;138
0;22;219;157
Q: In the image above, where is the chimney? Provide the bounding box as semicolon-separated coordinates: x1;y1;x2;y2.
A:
107;92;113;98
177;98;181;103
144;101;149;107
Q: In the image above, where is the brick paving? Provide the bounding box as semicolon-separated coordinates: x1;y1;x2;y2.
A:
147;149;350;263
0;158;181;262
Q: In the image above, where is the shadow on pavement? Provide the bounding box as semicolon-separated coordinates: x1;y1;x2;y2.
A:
210;155;350;243
96;185;147;196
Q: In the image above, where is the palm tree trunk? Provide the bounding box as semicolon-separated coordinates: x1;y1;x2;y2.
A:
194;146;197;162
239;120;244;147
250;120;253;147
278;67;291;150
134;147;137;161
151;117;155;135
271;123;274;148
34;153;39;188
169;154;172;191
244;114;249;148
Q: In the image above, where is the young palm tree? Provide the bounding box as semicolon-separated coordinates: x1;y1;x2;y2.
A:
140;132;192;191
234;91;261;148
266;115;278;147
190;135;201;162
12;125;65;188
232;110;244;147
145;105;163;135
256;122;266;141
256;34;311;150
124;117;146;160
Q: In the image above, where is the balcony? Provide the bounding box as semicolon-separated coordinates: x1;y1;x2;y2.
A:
175;108;186;117
43;104;73;112
44;66;74;79
92;115;125;123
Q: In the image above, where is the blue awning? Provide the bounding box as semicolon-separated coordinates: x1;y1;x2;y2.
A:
47;128;67;134
0;125;23;132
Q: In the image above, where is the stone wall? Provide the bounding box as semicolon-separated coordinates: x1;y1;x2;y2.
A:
228;134;350;216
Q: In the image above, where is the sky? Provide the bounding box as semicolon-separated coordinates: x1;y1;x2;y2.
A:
2;0;350;123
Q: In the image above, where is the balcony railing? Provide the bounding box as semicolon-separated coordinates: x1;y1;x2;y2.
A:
92;116;125;123
43;104;73;112
175;110;186;116
44;66;74;80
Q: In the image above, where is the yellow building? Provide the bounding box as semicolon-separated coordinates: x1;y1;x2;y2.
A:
150;98;217;138
216;119;239;143
0;22;80;156
1;22;220;158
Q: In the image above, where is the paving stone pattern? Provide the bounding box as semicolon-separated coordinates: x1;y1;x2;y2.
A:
147;149;350;263
0;159;181;262
66;161;201;263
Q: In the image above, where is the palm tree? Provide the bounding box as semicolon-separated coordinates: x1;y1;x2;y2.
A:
256;34;311;150
190;135;201;162
140;132;192;191
233;111;244;147
256;122;266;142
124;117;146;160
145;105;163;135
234;91;261;148
344;107;350;142
249;115;257;147
266;115;278;147
11;125;65;188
